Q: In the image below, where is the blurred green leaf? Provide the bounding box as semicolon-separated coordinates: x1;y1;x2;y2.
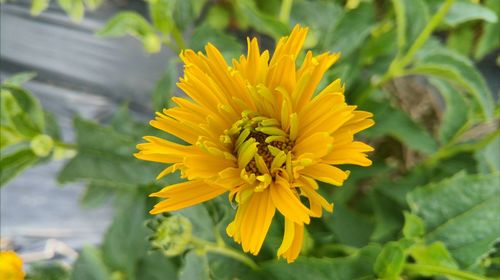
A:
391;0;429;53
31;0;50;16
97;12;154;37
172;0;195;31
407;50;494;119
206;5;231;30
190;24;242;61
80;181;114;208
179;251;209;280
363;99;438;155
324;204;373;247
176;205;214;241
97;12;161;53
263;244;381;280
444;2;498;27
57;0;84;22
402;212;425;239
374;241;406;279
71;246;111;280
1;85;45;135
291;1;342;49
148;0;175;34
475;135;500;174
153;60;178;112
27;262;69;280
447;25;474;55
0;144;39;186
474;0;500;60
370;191;404;242
409;242;458;271
84;0;102;10
136;251;179;280
2;72;37;86
102;193;148;278
57;117;161;186
235;0;289;39
429;78;468;144
323;3;374;58
408;172;500;268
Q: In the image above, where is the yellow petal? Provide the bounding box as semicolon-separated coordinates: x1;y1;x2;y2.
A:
240;189;276;255
277;218;295;256
270;178;311;224
149;180;227;214
282;223;304;263
300;164;350;186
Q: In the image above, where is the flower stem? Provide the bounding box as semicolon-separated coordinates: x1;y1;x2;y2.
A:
396;0;455;69
170;25;186;52
279;0;293;24
373;0;455;88
404;264;488;280
191;238;259;270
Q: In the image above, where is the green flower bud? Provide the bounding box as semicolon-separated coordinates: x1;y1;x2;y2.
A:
30;134;53;157
148;215;193;256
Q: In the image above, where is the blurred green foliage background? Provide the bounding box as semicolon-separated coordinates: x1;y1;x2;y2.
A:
1;0;499;279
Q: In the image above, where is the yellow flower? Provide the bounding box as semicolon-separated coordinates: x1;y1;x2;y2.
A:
0;251;25;280
136;25;374;263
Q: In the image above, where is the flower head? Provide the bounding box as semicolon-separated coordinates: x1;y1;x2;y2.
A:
0;251;25;280
136;25;374;263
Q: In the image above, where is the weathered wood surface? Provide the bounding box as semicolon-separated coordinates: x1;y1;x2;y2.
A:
0;0;174;263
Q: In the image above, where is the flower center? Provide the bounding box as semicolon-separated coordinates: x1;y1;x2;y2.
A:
222;111;294;178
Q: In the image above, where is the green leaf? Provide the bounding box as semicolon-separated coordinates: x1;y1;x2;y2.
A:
2;72;37;86
136;251;179;280
291;1;342;49
148;0;175;34
324;204;374;247
429;78;468;144
447;25;474;55
391;0;430;52
172;0;196;31
179;251;209;280
31;0;51;16
407;50;494;119
374;241;406;279
205;5;231;30
402;212;425;239
80;182;114;208
84;0;102;10
370;191;404;242
263;244;381;280
475;135;500;174
56;0;84;22
71;246;111;280
444;2;498;27
190;24;243;61
153;60;178;112
323;3;374;58
1;85;45;134
474;0;500;60
408;172;500;268
234;0;289;39
97;12;154;37
97;12;160;53
175;205;214;241
27;262;69;280
58;117;161;186
409;242;458;270
102;193;148;278
0;144;38;186
362;99;438;154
